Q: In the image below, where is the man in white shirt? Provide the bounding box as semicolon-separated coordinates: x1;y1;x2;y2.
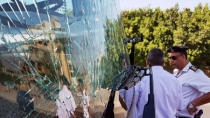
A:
168;46;210;118
119;48;183;118
56;82;76;118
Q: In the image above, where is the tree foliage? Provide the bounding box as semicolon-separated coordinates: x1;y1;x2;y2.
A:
100;18;129;88
121;4;210;68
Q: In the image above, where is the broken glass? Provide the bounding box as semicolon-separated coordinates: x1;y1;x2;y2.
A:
0;0;129;117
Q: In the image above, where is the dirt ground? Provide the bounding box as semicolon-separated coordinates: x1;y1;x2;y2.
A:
0;84;56;118
0;84;209;118
0;85;126;118
200;103;210;118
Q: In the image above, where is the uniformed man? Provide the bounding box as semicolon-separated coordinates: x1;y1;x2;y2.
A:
167;46;210;118
119;48;183;118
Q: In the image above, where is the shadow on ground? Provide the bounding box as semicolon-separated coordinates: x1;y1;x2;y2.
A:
0;97;55;118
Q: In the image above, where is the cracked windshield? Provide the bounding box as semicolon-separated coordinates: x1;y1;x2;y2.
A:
0;0;129;117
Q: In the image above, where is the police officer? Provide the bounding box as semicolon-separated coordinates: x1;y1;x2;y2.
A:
168;46;210;118
119;48;183;118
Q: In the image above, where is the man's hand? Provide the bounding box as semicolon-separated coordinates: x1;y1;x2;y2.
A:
187;103;197;115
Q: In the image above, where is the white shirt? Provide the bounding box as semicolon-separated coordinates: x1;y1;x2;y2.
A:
56;85;76;118
175;62;210;118
120;66;183;118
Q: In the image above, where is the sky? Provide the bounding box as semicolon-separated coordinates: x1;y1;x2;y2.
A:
119;0;210;11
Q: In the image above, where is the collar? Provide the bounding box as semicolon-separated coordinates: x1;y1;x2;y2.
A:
181;62;192;72
151;66;163;70
175;62;192;77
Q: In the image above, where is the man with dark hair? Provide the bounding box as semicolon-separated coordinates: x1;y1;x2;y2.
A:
147;48;164;66
168;46;210;118
119;48;183;118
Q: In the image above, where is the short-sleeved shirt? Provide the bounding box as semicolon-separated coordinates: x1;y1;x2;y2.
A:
175;62;210;118
56;85;76;118
120;66;183;118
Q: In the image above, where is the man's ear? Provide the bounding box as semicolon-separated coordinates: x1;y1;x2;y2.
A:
146;58;150;67
163;60;165;66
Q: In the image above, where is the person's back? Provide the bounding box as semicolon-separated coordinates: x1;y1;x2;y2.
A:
155;68;182;118
119;48;183;118
136;66;182;118
120;66;183;118
137;66;182;118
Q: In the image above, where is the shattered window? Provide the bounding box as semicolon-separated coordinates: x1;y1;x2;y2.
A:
0;0;129;117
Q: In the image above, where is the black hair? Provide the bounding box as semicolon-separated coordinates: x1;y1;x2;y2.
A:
147;48;164;66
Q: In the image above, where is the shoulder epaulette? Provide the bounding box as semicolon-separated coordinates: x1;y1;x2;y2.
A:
189;66;198;72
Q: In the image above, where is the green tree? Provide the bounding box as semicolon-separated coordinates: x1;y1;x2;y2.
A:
121;3;210;68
